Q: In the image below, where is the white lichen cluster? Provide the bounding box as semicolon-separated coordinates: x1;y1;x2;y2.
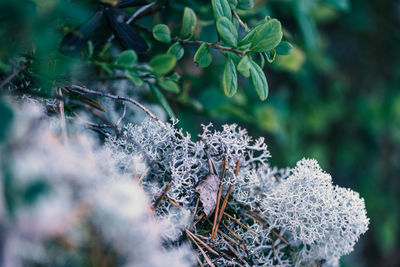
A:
0;101;194;267
0;101;369;267
107;117;369;266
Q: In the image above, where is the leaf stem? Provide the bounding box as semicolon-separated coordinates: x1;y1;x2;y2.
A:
178;40;246;56
232;10;248;32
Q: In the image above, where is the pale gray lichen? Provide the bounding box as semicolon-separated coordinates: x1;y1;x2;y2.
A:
0;101;194;267
0;100;369;267
106;118;369;267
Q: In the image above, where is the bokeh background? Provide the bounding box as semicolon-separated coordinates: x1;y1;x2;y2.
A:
1;0;399;266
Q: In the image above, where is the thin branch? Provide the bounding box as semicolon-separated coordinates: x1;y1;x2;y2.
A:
178;40;246;56
232;11;248;32
68;84;165;127
115;102;127;126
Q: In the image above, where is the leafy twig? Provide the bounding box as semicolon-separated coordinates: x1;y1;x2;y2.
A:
178;40;246;56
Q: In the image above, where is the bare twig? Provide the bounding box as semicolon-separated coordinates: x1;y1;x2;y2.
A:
69;84;165;127
115;102;127;126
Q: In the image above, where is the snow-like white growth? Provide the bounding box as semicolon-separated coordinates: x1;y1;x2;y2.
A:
262;159;369;266
0;100;369;267
0;101;194;267
106;119;368;266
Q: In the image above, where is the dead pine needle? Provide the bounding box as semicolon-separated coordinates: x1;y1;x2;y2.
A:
223;212;258;236
213;159;241;242
152;181;173;210
186;229;219;256
185;229;215;267
211;157;226;242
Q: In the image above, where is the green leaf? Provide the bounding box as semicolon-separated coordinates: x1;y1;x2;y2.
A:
167;43;184;60
150;54;177;75
259;52;265;68
216;17;238;47
179;7;196;40
152;24;171;43
250;19;283;52
125;70;143;86
228;0;238;10
88;41;94;58
273;45;305;72
212;0;232;21
238;23;262;47
275;41;292;55
0;100;13;142
264;49;276;63
169;72;181;82
223;56;238;97
158;79;180;93
249;60;268;100
150;84;176;119
117;50;137;68
194;43;212;68
237;55;251;78
237;0;254;10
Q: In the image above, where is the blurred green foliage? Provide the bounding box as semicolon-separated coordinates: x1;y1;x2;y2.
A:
0;0;399;266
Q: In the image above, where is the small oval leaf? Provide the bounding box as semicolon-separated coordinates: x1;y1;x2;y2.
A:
179;7;197;40
150;54;177;75
194;43;212;68
275;41;292;55
216;17;238;47
125;70;143;86
237;0;254;10
264;49;276;63
223;56;238;97
238;23;262;47
158;79;180;93
212;0;232;21
237;55;251;78
117;50;137;68
152;24;171;43
249;60;268;100
167;42;184;60
250;19;283;52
